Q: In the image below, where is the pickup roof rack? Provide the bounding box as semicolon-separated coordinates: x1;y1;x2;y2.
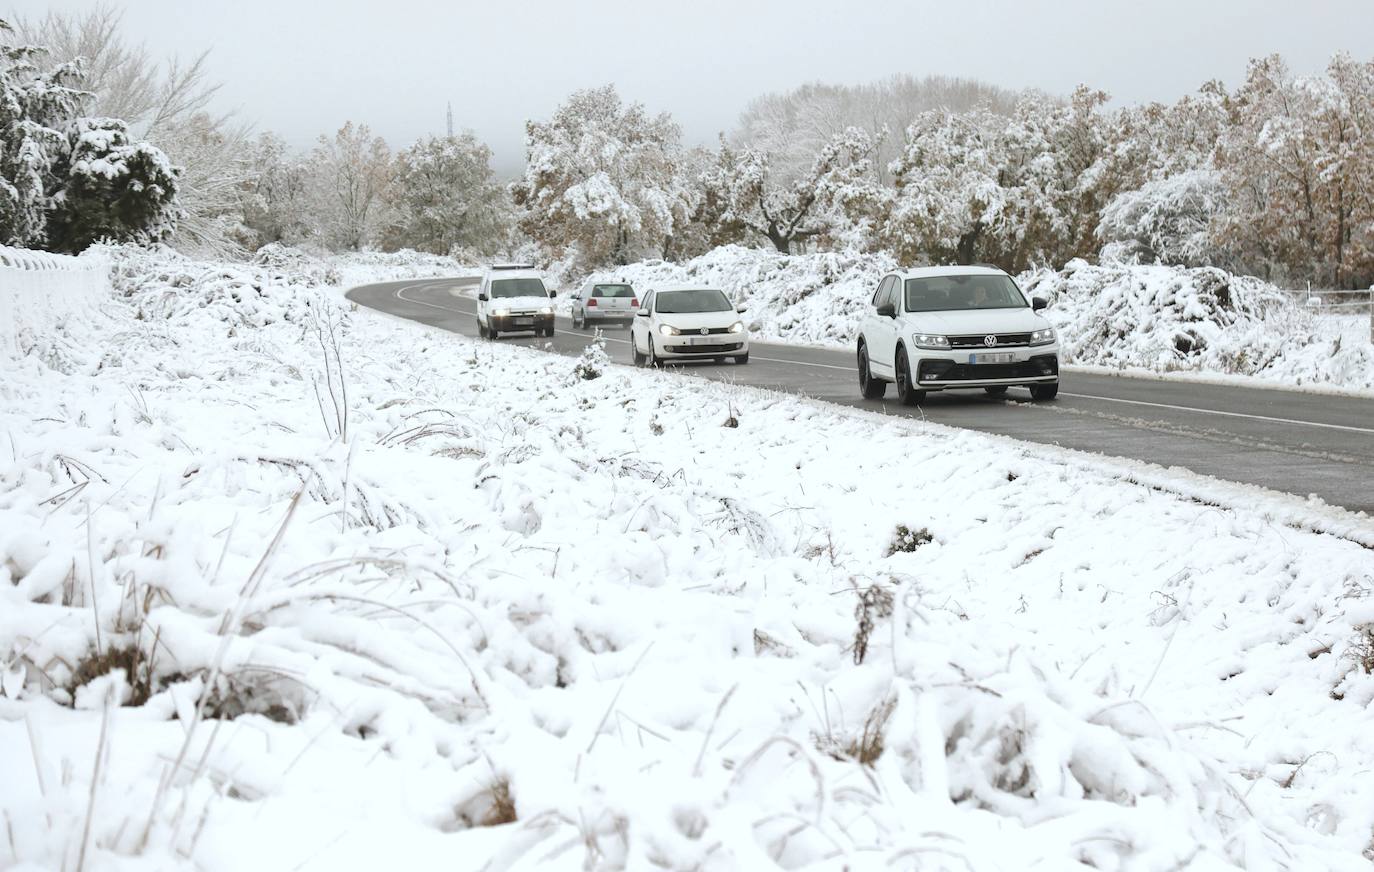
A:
488;263;536;271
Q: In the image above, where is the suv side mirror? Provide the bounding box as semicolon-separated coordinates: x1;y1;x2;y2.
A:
735;304;748;313
477;293;489;302
876;302;896;318
1031;296;1048;311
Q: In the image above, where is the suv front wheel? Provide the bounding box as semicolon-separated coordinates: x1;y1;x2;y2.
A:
1030;382;1059;401
857;342;886;400
894;347;924;406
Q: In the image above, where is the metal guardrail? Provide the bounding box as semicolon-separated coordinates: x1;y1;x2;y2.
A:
0;245;105;272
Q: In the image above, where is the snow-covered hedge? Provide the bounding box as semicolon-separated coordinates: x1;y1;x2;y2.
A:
0;244;109;358
1022;259;1374;390
3;244;1373;869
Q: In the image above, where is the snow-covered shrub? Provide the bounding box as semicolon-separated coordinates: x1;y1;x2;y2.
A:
571;334;610;380
1098;169;1226;267
1022;259;1374;388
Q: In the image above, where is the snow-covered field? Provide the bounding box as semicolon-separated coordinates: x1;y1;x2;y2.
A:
579;246;1374;393
4;245;1374;870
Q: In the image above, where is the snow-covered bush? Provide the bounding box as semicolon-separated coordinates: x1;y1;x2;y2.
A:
1022;259;1374;389
1098;169;1226;266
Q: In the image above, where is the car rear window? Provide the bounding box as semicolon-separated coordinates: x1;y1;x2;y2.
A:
591;284;634;298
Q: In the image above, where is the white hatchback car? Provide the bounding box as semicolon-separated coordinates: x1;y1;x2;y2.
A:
475;265;555;339
856;266;1060;404
571;280;638;328
630;286;749;366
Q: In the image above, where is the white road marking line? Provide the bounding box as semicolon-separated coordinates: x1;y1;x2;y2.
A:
1060;392;1374;435
389;283;1372;435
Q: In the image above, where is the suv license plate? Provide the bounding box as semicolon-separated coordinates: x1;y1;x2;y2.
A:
970;352;1014;365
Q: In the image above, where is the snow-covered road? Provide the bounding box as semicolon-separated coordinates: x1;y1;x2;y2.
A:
348;277;1374;516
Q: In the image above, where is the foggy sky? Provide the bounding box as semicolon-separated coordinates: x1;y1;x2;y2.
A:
8;0;1374;177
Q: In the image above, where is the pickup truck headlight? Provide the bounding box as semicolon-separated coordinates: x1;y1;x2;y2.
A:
1029;327;1057;346
658;324;681;337
492;308;510;317
728;321;744;334
538;306;553;315
912;333;950;350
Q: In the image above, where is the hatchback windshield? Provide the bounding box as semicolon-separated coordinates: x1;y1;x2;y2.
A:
904;275;1027;312
655;289;732;314
592;284;634;298
490;278;547;299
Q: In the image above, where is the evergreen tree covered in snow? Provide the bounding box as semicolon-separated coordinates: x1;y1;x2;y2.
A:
513;85;693;268
0;18;179;251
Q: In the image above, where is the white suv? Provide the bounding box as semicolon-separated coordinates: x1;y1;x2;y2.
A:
856;266;1060;404
476;265;556;339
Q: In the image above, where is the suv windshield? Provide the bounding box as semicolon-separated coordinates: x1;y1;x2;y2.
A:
655;289;732;314
904;275;1027;312
490;278;547;299
592;284;634;298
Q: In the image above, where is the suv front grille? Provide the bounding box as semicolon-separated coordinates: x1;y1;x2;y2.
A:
948;333;1033;348
918;355;1058;382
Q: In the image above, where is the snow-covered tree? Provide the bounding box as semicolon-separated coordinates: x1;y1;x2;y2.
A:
1;18;179;251
709;126;878;254
311;121;392;251
45;116;180;251
1097;168;1227;265
513;85;693;267
880;109;1005;265
238;132;313;248
385;132;506;256
14;5;246;255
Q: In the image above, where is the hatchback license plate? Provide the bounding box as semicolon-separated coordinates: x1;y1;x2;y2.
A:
970;352;1013;365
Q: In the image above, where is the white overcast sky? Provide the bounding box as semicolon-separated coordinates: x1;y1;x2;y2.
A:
8;0;1374;175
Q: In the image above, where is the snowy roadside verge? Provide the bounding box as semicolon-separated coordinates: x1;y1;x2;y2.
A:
0;244;108;358
3;244;1373;870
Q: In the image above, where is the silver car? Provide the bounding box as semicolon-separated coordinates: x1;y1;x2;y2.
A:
571;281;638;328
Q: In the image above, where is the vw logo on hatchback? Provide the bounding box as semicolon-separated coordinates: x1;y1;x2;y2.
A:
983;334;997;347
700;327;709;335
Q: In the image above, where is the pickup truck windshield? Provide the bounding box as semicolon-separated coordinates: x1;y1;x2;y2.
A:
904;275;1028;312
490;278;547;299
655;289;732;313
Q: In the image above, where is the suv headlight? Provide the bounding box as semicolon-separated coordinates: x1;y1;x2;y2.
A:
658;324;681;337
728;321;744;334
912;333;949;350
1029;327;1057;346
492;308;509;317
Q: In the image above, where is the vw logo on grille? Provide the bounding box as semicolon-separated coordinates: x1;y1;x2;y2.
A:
700;327;709;335
983;334;998;347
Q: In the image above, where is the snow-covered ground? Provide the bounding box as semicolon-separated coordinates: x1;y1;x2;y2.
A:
578;246;1374;393
4;244;1374;870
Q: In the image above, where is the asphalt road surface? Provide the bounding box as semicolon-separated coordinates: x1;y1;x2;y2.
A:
347;277;1374;515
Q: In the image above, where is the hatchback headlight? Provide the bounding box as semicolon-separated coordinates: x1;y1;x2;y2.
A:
658;324;681;337
493;308;509;317
912;333;950;350
728;321;744;334
1029;327;1057;346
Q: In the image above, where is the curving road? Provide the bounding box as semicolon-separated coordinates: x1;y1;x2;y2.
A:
347;277;1374;515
